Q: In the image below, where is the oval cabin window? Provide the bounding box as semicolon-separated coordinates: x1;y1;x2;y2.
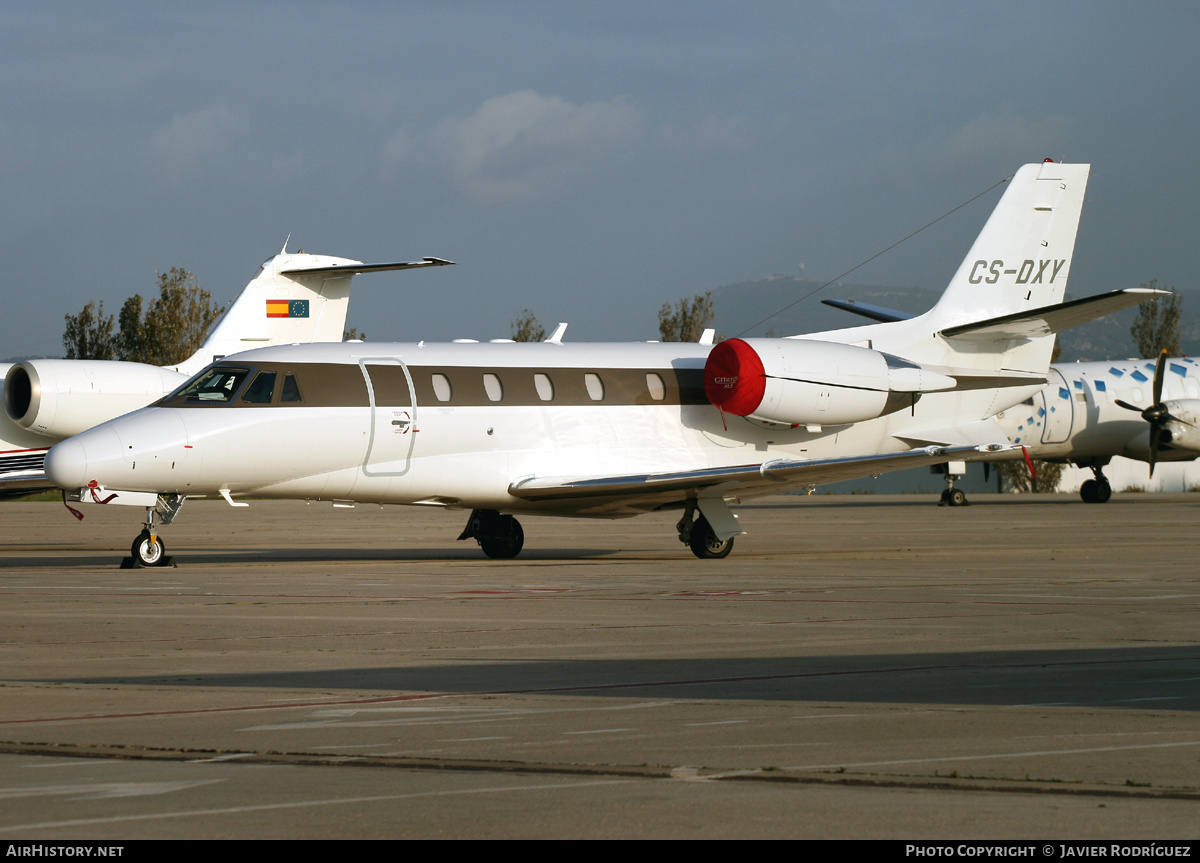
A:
483;373;504;402
584;373;605;401
432;373;452;402
534;373;554;401
646;373;665;401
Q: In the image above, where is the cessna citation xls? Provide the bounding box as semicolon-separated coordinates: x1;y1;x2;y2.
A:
45;161;1165;564
0;246;452;497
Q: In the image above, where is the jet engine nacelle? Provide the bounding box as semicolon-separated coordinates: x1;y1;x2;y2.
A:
704;338;956;427
3;360;188;438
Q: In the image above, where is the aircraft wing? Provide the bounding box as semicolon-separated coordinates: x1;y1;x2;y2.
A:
941;288;1167;342
280;258;455;276
508;444;1003;516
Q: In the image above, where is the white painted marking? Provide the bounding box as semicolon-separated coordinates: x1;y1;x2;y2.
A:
563;728;632;735
0;778;637;833
783;738;1200;772
683;720;748;727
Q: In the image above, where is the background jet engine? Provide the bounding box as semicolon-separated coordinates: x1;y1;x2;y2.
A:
4;360;186;438
703;338;955;427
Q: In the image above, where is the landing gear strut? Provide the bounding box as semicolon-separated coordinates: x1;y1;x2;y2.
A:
1079;464;1113;504
676;503;735;559
934;461;969;507
458;509;525;559
122;494;185;568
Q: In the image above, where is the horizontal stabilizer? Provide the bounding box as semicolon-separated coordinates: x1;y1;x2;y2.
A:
280;257;455;276
941;288;1167;342
820;299;915;324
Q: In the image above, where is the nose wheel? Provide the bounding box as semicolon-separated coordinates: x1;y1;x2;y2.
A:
131;531;166;567
121;497;183;568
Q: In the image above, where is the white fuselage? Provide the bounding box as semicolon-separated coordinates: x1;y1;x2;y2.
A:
999;356;1200;466
45;340;1041;517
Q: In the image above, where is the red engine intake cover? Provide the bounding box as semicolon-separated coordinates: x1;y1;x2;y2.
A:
704;338;766;416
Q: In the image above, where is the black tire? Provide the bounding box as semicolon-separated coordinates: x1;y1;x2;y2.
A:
949;488;967;507
479;518;524;559
1080;479;1112;504
688;516;734;559
132;531;165;566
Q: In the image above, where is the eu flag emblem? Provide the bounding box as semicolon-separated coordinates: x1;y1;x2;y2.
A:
266;300;310;318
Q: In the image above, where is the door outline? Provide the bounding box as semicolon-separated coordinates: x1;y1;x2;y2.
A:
359;357;417;477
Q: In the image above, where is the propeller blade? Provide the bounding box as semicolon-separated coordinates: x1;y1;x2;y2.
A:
1114;399;1143;413
1149;423;1160;478
1153;349;1168;406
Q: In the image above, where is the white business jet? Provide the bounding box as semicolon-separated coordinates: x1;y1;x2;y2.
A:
0;246;453;497
44;162;1164;564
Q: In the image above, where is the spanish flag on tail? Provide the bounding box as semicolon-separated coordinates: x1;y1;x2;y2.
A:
266;299;310;318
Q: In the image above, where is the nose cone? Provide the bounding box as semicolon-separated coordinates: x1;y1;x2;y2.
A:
45;439;87;489
45;427;123;489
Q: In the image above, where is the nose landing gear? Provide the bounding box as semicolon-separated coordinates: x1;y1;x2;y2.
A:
121;495;185;568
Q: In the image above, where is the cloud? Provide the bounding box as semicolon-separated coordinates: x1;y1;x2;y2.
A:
149;105;303;187
384;90;646;202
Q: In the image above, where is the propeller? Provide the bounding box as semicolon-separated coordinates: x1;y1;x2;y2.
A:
1113;350;1193;477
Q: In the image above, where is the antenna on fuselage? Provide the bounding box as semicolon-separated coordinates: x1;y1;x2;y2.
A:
545;323;568;344
281;233;291;255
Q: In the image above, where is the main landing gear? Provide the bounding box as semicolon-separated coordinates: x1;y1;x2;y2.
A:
1079;464;1112;504
122;494;185;568
458;509;525;559
676;503;735;559
933;461;969;507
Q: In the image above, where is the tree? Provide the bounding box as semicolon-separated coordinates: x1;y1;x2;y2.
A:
1130;280;1182;358
343;327;366;341
63;267;224;366
995;458;1064;494
62;301;117;360
511;309;545;342
658;292;713;342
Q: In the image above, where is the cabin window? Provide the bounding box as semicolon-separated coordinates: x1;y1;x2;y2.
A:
585;373;605;401
432;373;452;402
281;373;302;403
646;373;665;401
483;373;504;402
534;373;554;401
180;367;252;403
242;371;277;404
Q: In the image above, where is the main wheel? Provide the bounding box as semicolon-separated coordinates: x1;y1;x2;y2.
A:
132;531;165;566
479;517;524;559
688;516;734;559
948;488;967;507
1080;479;1112;504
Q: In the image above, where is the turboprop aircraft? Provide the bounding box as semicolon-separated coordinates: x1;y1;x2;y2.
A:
44;161;1166;565
822;310;1200;504
0;246;452;497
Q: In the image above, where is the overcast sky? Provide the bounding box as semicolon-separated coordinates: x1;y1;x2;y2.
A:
3;2;1198;357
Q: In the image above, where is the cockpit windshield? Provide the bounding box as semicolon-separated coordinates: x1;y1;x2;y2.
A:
176;367;253;403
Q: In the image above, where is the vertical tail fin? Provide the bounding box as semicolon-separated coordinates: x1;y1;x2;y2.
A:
167;253;453;375
925;160;1090;331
